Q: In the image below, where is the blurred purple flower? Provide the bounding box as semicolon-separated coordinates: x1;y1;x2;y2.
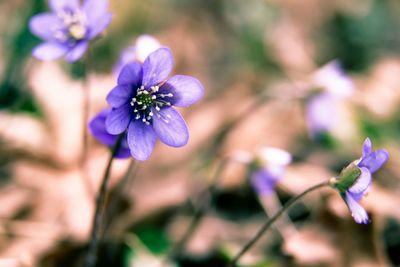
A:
105;47;204;160
250;148;291;196
306;61;354;138
29;0;111;62
89;109;131;159
114;35;161;74
336;138;389;224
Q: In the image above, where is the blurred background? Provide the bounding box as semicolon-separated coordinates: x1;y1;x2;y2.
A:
1;0;400;266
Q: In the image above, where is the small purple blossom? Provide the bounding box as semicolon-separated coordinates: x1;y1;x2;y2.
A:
29;0;111;62
114;35;161;74
336;138;389;224
250;148;292;196
306;92;337;137
89;109;131;159
306;61;354;138
105;47;204;160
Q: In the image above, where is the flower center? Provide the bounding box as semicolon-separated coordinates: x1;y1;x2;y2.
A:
53;8;87;44
130;86;174;125
68;23;86;40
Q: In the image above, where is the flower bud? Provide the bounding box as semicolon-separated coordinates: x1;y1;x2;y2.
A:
333;162;362;193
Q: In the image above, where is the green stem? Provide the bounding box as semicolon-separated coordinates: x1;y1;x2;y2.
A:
226;180;330;267
83;135;123;267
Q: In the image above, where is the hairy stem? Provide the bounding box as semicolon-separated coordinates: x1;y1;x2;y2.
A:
83;135;123;267
226;180;330;267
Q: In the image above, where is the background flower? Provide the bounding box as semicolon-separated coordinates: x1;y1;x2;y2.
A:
306;61;354;138
250;147;292;196
105;47;204;160
29;0;111;62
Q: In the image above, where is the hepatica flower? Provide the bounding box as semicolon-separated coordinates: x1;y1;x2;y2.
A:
89;109;131;159
250;148;292;196
105;47;204;160
332;138;389;224
306;61;354;138
29;0;111;62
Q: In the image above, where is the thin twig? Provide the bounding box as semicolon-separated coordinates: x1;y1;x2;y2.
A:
83;135;124;267
226;180;330;267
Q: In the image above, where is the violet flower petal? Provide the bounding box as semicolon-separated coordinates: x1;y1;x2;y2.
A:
362;138;372;157
250;169;277;196
345;192;369;224
106;85;133;108
89;109;131;158
87;13;112;39
306;93;337;137
105;105;131;135
127;120;157;160
142;48;173;88
64;42;88;62
89;109;117;145
49;0;79;12
32;42;68;61
358;149;389;174
114;139;132;159
348;167;371;195
117;61;143;86
152;107;189;147
83;0;109;25
159;75;204;107
29;13;61;41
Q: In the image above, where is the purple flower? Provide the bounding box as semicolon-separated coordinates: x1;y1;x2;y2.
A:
334;138;389;224
29;0;111;62
306;92;337;137
89;109;131;159
105;47;204;160
113;35;161;74
250;148;292;196
306;61;354;138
